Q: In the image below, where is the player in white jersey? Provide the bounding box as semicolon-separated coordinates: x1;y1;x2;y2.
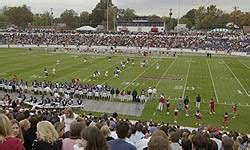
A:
52;68;56;76
156;62;160;70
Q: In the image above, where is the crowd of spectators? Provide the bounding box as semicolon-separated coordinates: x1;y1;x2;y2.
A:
0;104;249;150
0;31;249;52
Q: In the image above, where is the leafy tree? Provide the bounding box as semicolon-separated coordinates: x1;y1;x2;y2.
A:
3;5;33;27
90;1;111;27
0;13;8;27
181;9;196;29
117;8;136;19
60;9;79;29
162;16;177;30
32;12;50;26
79;11;90;26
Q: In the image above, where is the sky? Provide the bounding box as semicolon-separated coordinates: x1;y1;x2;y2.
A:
1;0;249;18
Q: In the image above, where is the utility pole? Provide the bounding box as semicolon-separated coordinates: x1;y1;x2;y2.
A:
177;0;181;32
233;6;239;28
169;8;173;30
106;1;109;31
113;8;116;31
50;8;53;26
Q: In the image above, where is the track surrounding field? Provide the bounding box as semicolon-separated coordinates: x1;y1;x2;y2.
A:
0;48;250;133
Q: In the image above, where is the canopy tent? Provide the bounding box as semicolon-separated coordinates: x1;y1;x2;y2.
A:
210;28;229;32
76;26;96;31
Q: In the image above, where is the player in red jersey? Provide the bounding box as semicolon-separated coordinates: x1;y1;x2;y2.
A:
209;98;215;114
232;104;237;119
222;112;229;129
157;94;165;112
166;97;170;115
195;110;202;126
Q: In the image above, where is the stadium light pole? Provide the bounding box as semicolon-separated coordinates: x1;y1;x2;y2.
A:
50;8;53;26
106;1;109;31
177;0;180;32
113;7;116;31
169;8;172;30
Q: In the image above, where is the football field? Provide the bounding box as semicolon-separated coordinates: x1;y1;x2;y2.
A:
0;48;250;132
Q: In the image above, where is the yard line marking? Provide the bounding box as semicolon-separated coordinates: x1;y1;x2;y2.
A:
123;61;157;90
237;90;242;95
223;60;250;97
182;58;191;98
207;59;219;103
239;61;250;69
155;59;177;88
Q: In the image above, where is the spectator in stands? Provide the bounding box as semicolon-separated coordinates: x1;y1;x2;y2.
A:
61;107;79;136
19;119;31;132
222;135;234;150
32;121;62;150
11;119;24;144
0;113;24;150
181;138;192;150
170;131;182;150
192;132;209;149
19;118;31;149
80;126;109;150
147;130;170;150
54;122;65;138
208;139;218;150
130;123;145;144
100;125;114;141
108;121;136;150
63;121;85;150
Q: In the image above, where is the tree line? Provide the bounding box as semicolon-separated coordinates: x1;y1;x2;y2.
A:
0;2;249;30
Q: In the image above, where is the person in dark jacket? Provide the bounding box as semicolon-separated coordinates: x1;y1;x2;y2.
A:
32;121;62;150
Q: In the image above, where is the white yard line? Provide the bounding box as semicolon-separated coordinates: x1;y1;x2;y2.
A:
155;59;177;88
207;59;219;103
223;60;250;97
182;59;191;98
123;61;157;90
240;61;250;69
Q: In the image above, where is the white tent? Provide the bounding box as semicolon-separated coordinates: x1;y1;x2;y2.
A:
76;26;96;31
210;28;229;32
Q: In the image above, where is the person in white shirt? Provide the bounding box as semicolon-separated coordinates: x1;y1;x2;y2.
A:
152;87;157;98
130;123;145;144
61;107;79;134
147;87;153;100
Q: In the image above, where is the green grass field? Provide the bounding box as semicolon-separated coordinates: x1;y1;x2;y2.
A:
0;48;250;133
